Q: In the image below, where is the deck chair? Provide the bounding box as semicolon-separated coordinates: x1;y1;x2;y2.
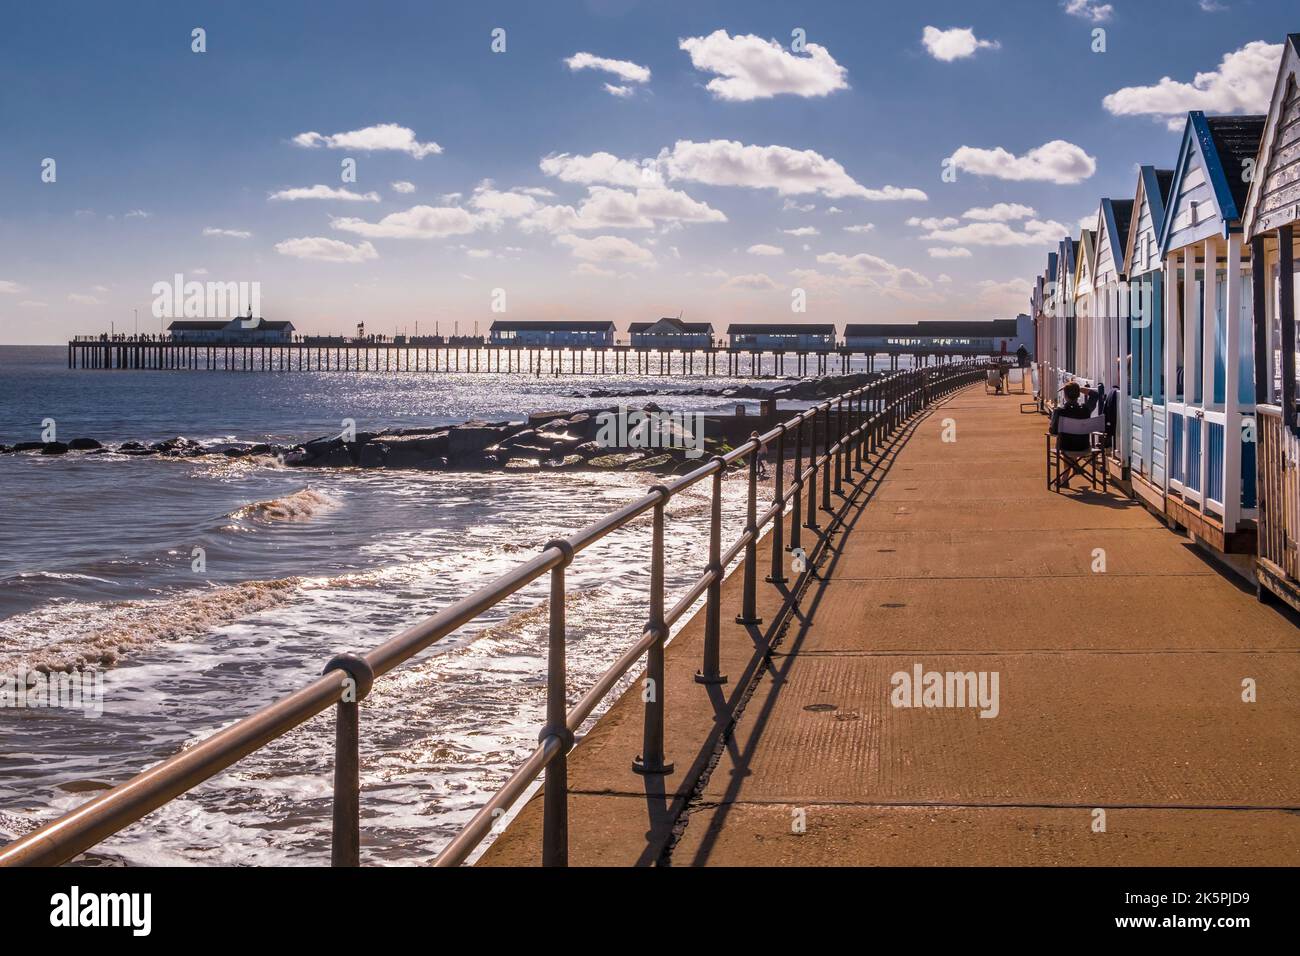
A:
1046;415;1107;493
985;369;1004;395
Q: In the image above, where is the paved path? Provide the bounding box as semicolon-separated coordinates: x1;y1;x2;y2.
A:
482;385;1299;866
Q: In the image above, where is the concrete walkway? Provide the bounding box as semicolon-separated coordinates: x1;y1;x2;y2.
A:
481;385;1299;866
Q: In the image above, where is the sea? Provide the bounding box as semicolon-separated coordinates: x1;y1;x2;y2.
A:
0;344;882;865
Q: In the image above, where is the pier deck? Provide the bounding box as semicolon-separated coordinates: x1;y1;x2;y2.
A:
481;384;1300;866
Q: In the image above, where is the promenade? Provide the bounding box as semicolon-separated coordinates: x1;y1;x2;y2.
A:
482;384;1300;866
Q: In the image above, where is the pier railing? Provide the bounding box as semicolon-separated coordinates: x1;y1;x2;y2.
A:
0;363;986;868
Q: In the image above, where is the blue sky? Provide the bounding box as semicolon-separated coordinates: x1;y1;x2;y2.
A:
1;0;1295;343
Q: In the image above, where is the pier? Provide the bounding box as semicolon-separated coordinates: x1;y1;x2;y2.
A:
65;338;993;376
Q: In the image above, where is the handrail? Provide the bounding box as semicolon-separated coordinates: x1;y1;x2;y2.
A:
0;361;988;868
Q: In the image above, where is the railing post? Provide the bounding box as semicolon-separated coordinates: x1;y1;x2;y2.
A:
767;423;788;584
789;415;803;553
696;458;728;685
804;410;819;531
737;433;763;625
854;387;865;473
820;403;832;513
634;491;673;775
323;653;375;867
833;397;844;496
541;539;576;866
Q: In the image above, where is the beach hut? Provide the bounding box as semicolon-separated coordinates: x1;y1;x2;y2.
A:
1093;197;1135;477
1157;111;1265;551
1241;33;1300;608
1073;227;1098;382
1038;251;1062;404
1122;167;1175;505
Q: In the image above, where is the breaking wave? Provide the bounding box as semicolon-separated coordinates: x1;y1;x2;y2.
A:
227;488;333;524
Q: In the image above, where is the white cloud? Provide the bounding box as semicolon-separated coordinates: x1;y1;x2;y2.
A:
747;243;784;256
783;199;815;212
1078;212;1098;230
977;277;1035;304
269;184;380;202
19;300;47;307
678;29;848;101
573;262;621;278
723;272;780;291
470;184;542;221
391;181;416;194
0;280;24;294
1064;0;1113;23
603;83;634;98
818;251;932;290
556;233;655;266
520;186;727;233
843;223;876;233
907;216;960;229
540;151;663;188
332;206;480;239
962;202;1036;221
826;206;842;214
947;140;1096;184
68;293;102;305
921;26;1000;62
275;236;379;263
1101;41;1281;129
202;227;252;239
564;52;651;84
293;123;442;158
125;209;151;219
920;218;1070;247
783;226;819;236
660;139;926;200
928;246;973;259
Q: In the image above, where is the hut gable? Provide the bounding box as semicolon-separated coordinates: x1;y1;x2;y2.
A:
1095;198;1133;284
1124;166;1173;276
1161;112;1266;250
1244;34;1300;238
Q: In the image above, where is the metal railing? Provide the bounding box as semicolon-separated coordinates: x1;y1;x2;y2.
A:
0;363;985;868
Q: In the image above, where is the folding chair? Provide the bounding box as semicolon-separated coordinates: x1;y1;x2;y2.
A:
985;369;1004;394
1046;415;1108;493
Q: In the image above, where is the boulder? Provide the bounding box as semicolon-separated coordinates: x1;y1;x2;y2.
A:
152;436;201;455
68;438;102;450
449;423;516;465
375;433;449;468
587;451;645;469
41;442;69;455
10;441;44;452
357;443;388;468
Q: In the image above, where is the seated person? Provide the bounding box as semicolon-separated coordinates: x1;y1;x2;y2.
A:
1049;381;1101;454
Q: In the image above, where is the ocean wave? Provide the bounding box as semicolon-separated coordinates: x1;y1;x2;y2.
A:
227;488;333;524
0;578;303;675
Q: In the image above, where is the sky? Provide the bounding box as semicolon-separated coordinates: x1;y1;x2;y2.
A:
0;0;1296;344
